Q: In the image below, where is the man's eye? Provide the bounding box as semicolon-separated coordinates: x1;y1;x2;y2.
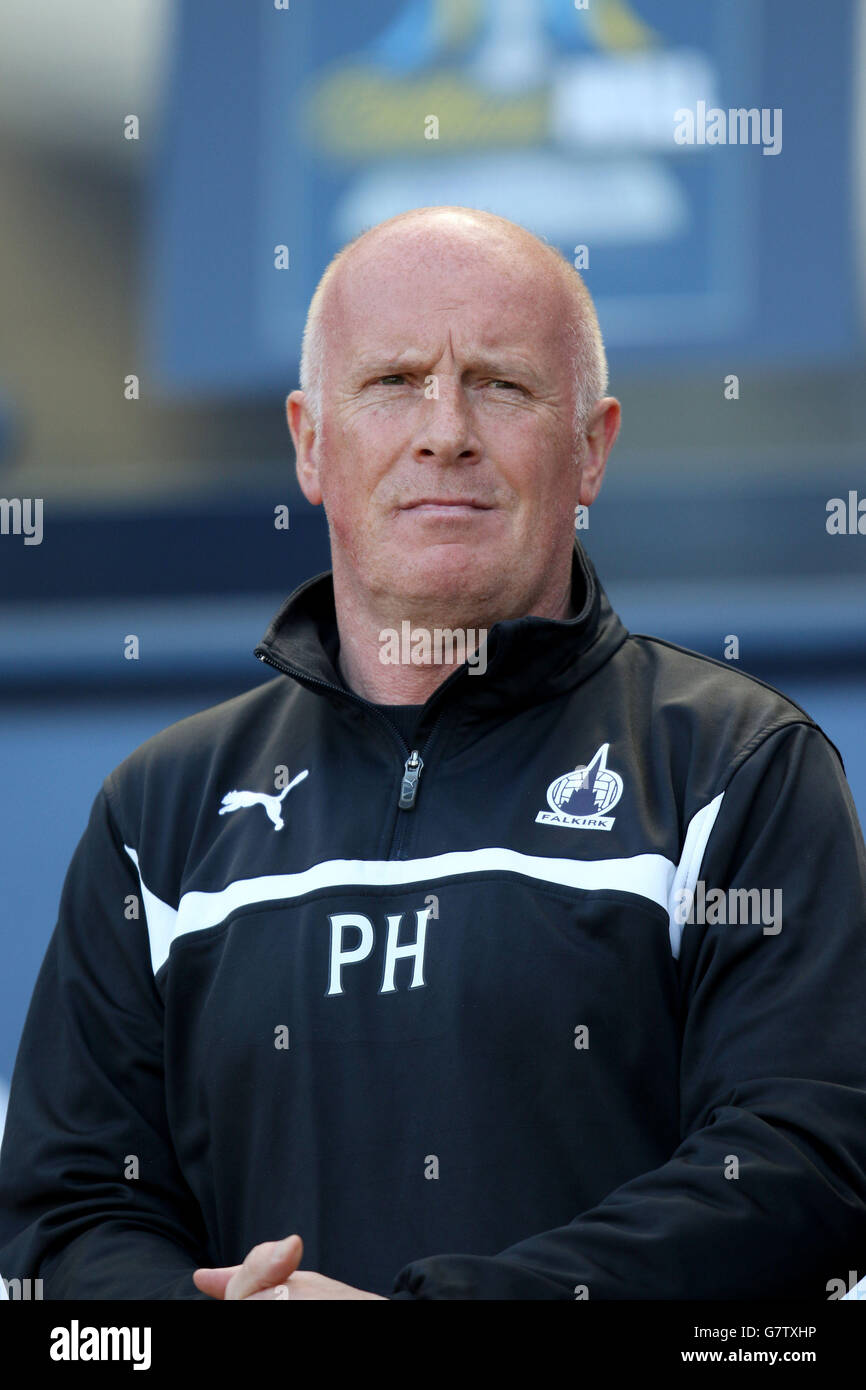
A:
490;380;522;391
377;375;406;385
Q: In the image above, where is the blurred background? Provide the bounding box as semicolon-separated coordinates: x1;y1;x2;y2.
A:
1;0;865;1134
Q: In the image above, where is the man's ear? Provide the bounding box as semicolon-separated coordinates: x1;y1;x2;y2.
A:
287;391;322;506
578;397;621;507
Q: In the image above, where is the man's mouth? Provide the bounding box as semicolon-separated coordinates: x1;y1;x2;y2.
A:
402;499;493;511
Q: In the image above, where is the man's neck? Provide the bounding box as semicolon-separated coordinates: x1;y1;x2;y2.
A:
332;566;576;705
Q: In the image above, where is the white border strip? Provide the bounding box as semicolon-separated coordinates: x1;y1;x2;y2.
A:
124;845;184;977
127;845;677;975
667;793;725;958
126;795;728;976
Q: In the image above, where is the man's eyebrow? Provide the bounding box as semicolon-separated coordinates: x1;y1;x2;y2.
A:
464;354;542;382
353;351;430;375
351;351;544;381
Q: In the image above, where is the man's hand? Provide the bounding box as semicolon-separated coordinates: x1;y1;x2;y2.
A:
193;1235;387;1300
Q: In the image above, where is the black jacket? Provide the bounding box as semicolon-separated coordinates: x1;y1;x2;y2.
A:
2;539;866;1299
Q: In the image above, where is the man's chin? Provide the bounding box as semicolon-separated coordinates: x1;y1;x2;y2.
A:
380;546;503;607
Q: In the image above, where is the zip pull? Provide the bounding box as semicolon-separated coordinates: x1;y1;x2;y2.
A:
398;750;424;810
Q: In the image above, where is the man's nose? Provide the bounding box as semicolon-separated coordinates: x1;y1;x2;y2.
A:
411;380;481;464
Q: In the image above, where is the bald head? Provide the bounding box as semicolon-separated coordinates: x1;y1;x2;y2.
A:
299;207;608;439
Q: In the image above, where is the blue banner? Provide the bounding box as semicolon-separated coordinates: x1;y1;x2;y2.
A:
147;0;860;392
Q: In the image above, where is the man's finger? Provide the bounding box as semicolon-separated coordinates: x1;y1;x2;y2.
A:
225;1234;304;1301
192;1264;243;1299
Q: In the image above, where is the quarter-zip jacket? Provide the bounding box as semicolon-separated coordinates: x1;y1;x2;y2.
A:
2;539;866;1300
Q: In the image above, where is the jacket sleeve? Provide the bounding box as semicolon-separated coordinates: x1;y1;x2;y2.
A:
0;781;212;1299
389;720;866;1299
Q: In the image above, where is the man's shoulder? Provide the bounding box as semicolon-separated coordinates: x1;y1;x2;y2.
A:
104;675;291;807
609;631;851;807
619;631;830;766
624;631;811;717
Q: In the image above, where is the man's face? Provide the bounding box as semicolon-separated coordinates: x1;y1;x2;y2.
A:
290;224;609;618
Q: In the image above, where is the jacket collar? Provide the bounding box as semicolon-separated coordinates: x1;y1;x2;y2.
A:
254;537;629;724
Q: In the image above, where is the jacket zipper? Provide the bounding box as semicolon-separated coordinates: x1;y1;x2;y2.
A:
255;649;449;829
398;749;423;808
389;702;449;857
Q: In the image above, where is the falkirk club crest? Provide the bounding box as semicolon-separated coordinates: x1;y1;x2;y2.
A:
536;743;623;832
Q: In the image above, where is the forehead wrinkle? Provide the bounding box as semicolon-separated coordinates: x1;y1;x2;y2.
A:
342;302;571;398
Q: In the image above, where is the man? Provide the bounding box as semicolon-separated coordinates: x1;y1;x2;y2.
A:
2;206;866;1301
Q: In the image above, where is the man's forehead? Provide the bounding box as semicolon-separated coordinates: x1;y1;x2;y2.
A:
329;235;570;357
336;228;554;301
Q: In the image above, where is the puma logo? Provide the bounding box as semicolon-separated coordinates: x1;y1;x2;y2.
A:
218;770;309;831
